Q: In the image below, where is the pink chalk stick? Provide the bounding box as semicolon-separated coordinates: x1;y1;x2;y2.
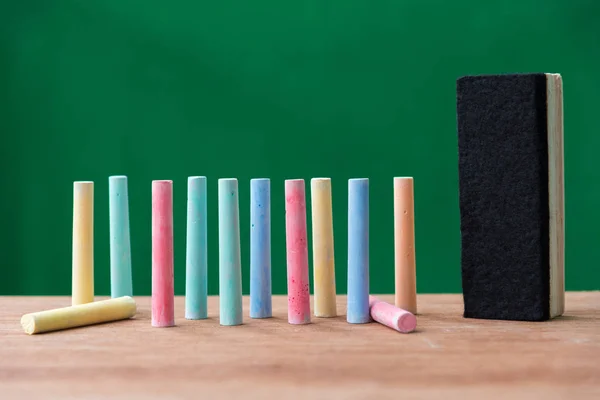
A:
369;296;416;333
152;180;175;327
285;179;311;325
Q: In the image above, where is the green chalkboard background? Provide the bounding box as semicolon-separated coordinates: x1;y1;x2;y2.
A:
1;1;599;296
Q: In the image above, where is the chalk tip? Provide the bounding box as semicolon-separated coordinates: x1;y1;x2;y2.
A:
250;178;270;183
347;315;371;324
393;176;413;181
219;321;243;326
188;176;207;181
109;175;127;180
152;179;172;184
74;181;94;185
349;178;369;188
218;177;237;182
250;314;273;319
315;312;337;318
21;314;35;335
285;178;304;184
185;313;208;320
396;312;417;333
250;308;273;319
120;296;137;315
288;316;311;325
311;177;331;182
151;320;175;328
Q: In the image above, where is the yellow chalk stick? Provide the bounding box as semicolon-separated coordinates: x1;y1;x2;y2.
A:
21;296;137;335
311;178;337;317
72;181;94;306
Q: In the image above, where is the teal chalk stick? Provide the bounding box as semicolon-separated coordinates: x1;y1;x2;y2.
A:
109;176;133;298
218;178;243;326
185;176;208;320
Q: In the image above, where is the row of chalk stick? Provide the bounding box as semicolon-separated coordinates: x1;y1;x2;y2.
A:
20;295;415;334
21;175;418;334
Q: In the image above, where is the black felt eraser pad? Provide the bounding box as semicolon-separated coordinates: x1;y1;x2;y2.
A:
457;73;565;321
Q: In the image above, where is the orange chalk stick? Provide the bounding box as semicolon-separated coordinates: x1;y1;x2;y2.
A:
393;177;417;314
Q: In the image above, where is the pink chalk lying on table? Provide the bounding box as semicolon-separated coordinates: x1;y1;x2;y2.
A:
369;296;417;333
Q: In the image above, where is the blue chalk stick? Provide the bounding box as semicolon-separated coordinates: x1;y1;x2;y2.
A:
347;178;370;324
185;176;208;320
218;178;243;326
250;178;272;318
109;176;133;298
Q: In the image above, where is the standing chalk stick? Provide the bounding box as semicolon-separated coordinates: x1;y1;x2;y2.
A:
347;178;370;324
21;296;137;335
369;296;417;333
185;176;208;320
394;177;417;314
218;178;243;326
311;178;337;317
109;176;133;298
285;179;311;325
72;181;94;306
152;180;175;327
250;178;272;319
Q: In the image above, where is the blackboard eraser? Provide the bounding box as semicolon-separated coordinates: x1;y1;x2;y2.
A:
457;73;565;321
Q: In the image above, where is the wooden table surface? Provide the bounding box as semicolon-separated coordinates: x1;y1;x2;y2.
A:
1;293;599;399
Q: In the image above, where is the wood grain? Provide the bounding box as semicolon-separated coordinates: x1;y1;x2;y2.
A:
1;293;598;399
